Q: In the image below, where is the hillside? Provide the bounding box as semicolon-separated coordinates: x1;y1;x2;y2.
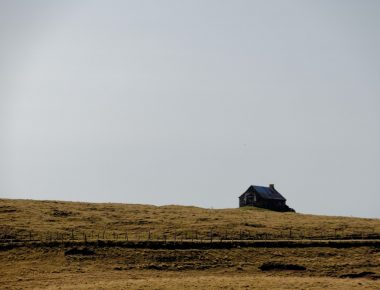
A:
1;198;379;241
1;198;380;289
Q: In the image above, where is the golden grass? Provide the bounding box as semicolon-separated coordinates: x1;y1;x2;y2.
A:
0;198;379;240
1;246;379;289
5;272;380;290
1;198;380;289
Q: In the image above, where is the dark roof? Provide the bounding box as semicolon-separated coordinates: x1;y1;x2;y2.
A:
239;185;286;200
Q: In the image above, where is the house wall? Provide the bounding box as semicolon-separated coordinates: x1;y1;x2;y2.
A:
239;192;287;211
256;198;286;210
240;192;257;207
239;196;244;207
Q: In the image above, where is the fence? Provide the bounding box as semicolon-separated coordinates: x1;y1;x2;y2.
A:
1;228;379;244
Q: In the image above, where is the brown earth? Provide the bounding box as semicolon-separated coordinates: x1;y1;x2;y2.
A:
1;245;380;289
1;198;379;240
1;198;380;289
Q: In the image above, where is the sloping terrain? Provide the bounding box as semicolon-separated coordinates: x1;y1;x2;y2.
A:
1;198;380;289
1;245;380;289
1;198;379;240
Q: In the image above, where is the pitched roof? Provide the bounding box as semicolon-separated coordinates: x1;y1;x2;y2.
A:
240;185;286;200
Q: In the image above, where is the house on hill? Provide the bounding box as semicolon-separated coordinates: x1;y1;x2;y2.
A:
239;184;295;212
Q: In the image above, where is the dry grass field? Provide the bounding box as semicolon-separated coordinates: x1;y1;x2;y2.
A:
1;198;380;289
1;198;379;240
1;245;380;289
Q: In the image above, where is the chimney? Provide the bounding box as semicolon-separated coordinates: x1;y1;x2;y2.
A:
269;184;275;190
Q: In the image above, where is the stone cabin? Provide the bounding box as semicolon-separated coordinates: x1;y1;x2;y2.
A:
239;184;295;212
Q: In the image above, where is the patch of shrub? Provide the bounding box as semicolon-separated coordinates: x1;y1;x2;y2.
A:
0;206;17;213
64;247;95;256
259;262;306;271
340;271;375;279
145;264;168;270
52;209;73;217
155;256;177;262
244;222;265;228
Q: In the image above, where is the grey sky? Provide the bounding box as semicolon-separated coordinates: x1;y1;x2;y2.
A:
1;0;379;218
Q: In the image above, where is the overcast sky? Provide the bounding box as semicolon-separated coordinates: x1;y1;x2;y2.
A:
1;0;379;218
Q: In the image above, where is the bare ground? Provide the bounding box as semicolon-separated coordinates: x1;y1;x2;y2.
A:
1;245;379;289
1;198;380;289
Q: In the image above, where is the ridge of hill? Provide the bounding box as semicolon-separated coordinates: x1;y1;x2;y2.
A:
1;198;380;289
1;198;379;240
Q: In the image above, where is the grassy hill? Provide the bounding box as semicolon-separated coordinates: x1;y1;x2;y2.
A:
1;198;380;289
1;198;379;241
